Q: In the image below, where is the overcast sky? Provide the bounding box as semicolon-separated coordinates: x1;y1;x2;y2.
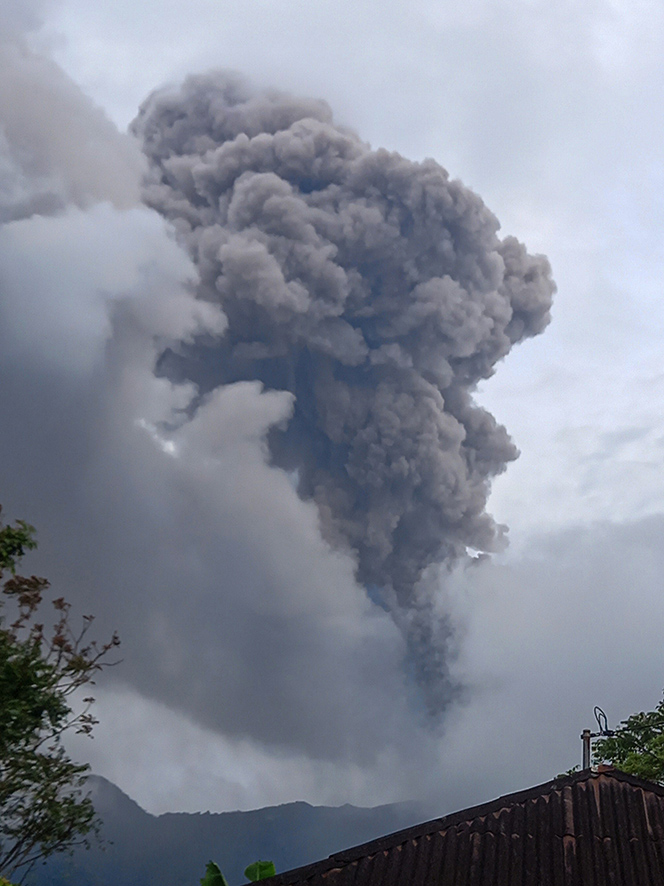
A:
2;0;664;819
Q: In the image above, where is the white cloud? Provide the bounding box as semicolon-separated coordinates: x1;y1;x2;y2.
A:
433;516;664;811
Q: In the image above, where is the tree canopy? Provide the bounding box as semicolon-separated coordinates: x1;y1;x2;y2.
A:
593;695;664;784
0;507;120;883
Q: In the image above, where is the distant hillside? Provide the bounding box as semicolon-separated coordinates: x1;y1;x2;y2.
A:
24;777;426;886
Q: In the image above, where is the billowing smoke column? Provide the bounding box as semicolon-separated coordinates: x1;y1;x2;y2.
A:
132;71;554;710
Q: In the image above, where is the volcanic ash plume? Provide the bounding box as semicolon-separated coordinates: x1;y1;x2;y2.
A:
132;71;554;710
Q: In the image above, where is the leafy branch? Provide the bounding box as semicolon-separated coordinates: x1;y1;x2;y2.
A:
0;507;120;883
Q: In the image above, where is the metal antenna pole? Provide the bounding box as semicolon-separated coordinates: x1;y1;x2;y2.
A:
580;707;614;769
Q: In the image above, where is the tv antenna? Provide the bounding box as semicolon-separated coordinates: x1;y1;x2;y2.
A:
581;706;614;769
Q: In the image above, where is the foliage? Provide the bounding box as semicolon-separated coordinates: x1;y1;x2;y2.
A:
593;694;664;784
200;861;230;886
244;861;276;881
0;518;36;575
0;507;120;883
200;859;276;885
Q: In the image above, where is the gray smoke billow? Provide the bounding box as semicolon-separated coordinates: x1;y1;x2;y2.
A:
132;71;554;711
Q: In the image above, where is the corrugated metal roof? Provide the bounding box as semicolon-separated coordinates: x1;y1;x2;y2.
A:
265;769;664;886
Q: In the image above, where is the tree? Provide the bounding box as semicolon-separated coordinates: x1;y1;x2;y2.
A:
0;507;120;883
593;695;664;784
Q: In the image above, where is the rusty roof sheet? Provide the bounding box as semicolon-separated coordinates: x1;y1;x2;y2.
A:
264;769;664;886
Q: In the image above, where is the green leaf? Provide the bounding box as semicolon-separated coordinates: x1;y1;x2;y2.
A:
201;860;230;886
244;860;277;881
0;515;37;574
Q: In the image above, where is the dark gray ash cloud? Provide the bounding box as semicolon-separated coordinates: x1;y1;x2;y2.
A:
132;71;555;709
